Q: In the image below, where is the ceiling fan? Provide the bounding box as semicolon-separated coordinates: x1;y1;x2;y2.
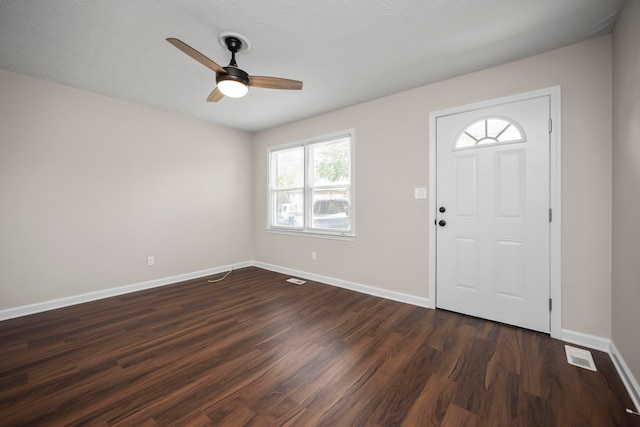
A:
166;34;303;102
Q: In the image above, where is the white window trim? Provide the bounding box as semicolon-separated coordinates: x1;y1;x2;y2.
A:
266;129;356;239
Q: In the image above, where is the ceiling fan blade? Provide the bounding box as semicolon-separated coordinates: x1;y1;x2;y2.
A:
207;87;225;102
166;38;226;74
249;76;303;90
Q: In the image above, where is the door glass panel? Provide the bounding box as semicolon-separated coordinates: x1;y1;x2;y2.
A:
455;117;525;150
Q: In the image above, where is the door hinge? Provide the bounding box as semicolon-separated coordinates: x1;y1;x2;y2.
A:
549;298;553;312
549;208;552;222
548;118;553;133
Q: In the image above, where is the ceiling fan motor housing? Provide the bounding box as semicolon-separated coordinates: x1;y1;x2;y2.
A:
217;66;250;86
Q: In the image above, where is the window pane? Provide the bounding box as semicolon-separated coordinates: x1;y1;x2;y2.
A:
273;147;303;189
485;118;523;143
274;190;304;227
311;138;350;186
486;118;509;139
496;123;523;142
457;133;477;148
465;120;486;141
311;189;350;231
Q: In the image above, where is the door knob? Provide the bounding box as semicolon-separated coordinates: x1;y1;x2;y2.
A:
438;220;446;227
439;207;446;213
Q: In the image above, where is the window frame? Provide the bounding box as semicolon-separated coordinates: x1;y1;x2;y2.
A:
267;129;355;239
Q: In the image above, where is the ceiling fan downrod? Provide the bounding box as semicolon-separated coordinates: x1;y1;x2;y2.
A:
224;36;242;67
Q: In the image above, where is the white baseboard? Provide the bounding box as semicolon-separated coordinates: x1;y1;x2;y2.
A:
0;261;252;321
0;260;429;320
610;341;640;411
253;261;431;308
561;328;611;352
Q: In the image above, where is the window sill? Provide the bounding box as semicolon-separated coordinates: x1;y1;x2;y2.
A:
266;228;355;241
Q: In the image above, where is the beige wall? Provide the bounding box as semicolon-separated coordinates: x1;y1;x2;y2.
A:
253;35;613;338
0;69;254;310
0;34;617;342
612;0;640;389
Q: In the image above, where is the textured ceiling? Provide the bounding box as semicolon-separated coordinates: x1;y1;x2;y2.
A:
0;0;624;132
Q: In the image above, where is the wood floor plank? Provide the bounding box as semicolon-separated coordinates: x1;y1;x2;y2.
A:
440;403;479;427
0;267;638;426
400;373;458;426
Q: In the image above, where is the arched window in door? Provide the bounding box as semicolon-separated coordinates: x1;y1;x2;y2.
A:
455;117;526;150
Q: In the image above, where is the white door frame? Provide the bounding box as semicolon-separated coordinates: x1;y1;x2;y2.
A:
428;86;562;339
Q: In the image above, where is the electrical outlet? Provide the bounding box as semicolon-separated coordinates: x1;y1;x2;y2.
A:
311;251;317;261
147;256;155;266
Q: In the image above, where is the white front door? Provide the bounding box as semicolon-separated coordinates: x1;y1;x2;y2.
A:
435;95;550;332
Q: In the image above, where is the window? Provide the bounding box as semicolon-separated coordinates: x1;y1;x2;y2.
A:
269;131;353;237
455;117;525;150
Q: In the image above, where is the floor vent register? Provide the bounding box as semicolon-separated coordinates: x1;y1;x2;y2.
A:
565;345;597;371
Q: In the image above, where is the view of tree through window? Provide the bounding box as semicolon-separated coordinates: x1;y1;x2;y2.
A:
275;147;303;188
313;139;350;185
269;133;353;236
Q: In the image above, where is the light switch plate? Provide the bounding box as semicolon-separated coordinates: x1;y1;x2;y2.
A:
414;187;427;199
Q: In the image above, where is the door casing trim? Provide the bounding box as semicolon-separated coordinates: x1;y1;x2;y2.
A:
428;86;562;338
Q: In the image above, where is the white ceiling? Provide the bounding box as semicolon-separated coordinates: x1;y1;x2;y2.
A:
0;0;624;132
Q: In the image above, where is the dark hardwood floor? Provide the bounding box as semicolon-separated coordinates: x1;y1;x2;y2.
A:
0;267;637;426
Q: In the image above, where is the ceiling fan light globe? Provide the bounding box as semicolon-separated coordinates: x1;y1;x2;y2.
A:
218;79;249;98
216;66;251;98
